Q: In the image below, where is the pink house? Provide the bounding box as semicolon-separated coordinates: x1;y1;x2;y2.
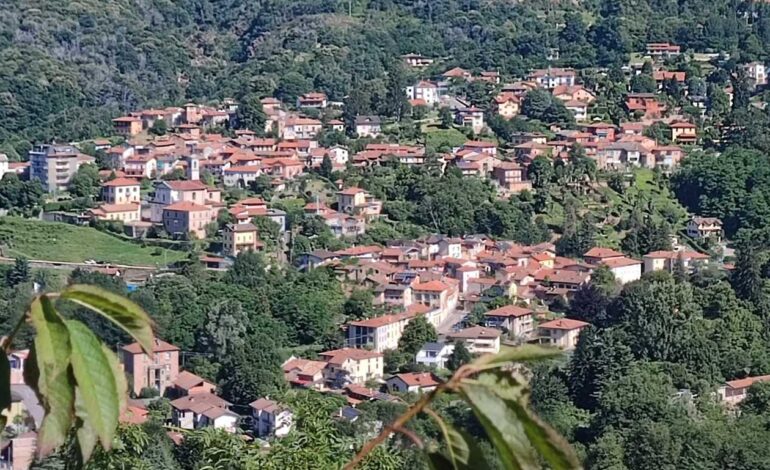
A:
718;375;770;407
162;201;215;239
121;338;180;396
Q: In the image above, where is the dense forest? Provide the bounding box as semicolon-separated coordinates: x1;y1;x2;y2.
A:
5;0;770;158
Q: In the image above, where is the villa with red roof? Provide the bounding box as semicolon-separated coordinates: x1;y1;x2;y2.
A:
537;318;589;350
387;372;441;394
102;177;141;204
718;375;770;407
483;305;535;339
412;279;458;316
162;201;215;239
319;348;384;387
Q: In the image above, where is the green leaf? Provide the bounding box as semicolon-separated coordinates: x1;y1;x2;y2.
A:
427;452;455;470
75;390;99;462
61;284;154;355
470;345;562;370
27;296;75;457
102;344;127;415
66;320;119;452
459;372;581;470
427;408;491;470
459;377;535;470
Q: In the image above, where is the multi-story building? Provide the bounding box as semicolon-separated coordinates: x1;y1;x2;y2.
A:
483;305;534;339
222;223;262;257
405;81;440;106
527;68;576;89
29;144;93;193
249;398;293;438
121;338;180;396
537;318;589;350
447;326;501;354
319;348;384;388
102;177;141;204
150;180;213;222
162;201;214;239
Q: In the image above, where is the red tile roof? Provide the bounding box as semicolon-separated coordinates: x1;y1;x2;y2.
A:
320;348;383;365
448;326;502;340
725;375;770;390
164;201;210;213
538;318;589;330
122;338;179;355
484;305;534;318
163;180;209;191
102;177;140;187
413;280;450;292
584;247;625;259
394;372;441;388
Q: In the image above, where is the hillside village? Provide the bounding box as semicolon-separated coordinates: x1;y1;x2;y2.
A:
2;29;770;469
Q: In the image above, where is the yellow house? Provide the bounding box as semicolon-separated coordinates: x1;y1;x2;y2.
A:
319;348;384;387
222;223;263;257
90;203;141;223
337;187;367;213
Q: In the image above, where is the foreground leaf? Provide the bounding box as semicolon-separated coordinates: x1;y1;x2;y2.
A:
426;407;491;470
470;345;562;370
61;284;154;355
75;390;98;462
459;377;535;470
66;320;120;452
460;372;580;470
27;296;75;457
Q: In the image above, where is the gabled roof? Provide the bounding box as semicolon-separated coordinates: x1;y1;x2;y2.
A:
538;318;589;330
392;372;441;388
160;180;209;191
320;348;383;365
412;280;450;292
102;177;140;187
173;371;215;391
164;201;210;213
725;375;770;390
484;305;534;318
122;338;179;355
584;247;625;259
448;326;502;340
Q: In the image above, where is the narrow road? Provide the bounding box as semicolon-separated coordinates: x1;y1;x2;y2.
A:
437;307;466;336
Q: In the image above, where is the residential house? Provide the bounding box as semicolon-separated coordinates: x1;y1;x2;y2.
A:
297;92;328;109
412;280;458;315
415;342;455;369
121;338;180;396
347;311;421;352
686;217;723;242
162;202;213;239
319;348;384;388
250;398;293;438
222;223;262;257
493;93;521;119
337;187;382;217
478;71;501;84
89;203;141;223
460;141;497;156
601;257;642;284
124;154;157;178
102;177;140;204
652;71;686;89
586;123;616;141
282;357;326;389
744;61;767;87
625;93;666;118
552;85;596;104
447;326;502;354
443;67;472;81
483;305;535;339
223;165;262;188
29;144;94;193
355;116;383;137
386;372;441;394
169;371;217;398
670;121;697;144
646;42;681;58
171;393;236;432
652;145;684;169
402;53;434;67
493;162;532;193
8;350;28;385
565;100;589;121
150;179;214;222
323;212;367;238
717;375;770;406
643;250;710;273
454;107;485;133
583;247;624;265
406;81;440;106
112;116;143;137
283;117;322;140
527;68;577;89
537;318;589;350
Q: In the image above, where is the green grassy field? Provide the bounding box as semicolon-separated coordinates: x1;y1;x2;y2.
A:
424;125;469;152
0;217;187;266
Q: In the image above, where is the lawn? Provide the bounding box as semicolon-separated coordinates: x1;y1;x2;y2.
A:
423;125;469;152
0;217;187;266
